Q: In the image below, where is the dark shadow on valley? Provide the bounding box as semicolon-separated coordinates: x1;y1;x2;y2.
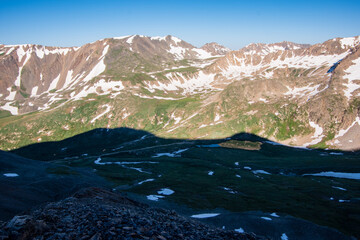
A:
2;127;360;239
9;127;360;161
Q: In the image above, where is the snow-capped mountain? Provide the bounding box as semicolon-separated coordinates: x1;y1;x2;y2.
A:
0;35;359;151
200;42;231;55
0;35;223;114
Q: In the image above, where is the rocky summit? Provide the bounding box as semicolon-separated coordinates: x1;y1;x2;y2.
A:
0;187;261;240
0;35;360;151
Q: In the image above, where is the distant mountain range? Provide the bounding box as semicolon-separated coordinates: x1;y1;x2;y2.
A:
0;35;359;150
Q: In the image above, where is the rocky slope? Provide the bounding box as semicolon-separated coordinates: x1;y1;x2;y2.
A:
0;187;261;240
0;35;359;150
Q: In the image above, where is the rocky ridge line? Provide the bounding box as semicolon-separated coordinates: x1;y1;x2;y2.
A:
0;187;262;240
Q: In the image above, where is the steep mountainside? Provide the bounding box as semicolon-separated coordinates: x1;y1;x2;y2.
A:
0;35;359;150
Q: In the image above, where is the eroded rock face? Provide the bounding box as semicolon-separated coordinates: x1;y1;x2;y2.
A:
0;187;262;240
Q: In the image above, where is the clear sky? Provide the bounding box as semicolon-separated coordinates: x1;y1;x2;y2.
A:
1;0;359;50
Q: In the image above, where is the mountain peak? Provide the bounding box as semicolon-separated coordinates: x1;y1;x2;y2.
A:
200;42;231;55
242;41;310;55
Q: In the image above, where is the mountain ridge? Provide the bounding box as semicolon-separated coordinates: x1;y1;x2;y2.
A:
0;35;359;150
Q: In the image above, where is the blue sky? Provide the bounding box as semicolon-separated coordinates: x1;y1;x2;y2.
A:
1;0;359;49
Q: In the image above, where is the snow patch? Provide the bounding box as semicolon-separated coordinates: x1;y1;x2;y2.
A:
252;170;271;175
6;47;15;55
73;79;124;100
234;228;244;233
138;179;155;185
152;148;188;158
335;117;360;138
145;71;216;94
113;35;131;40
35;47;45;58
191;213;220;219
90;104;112;123
171;36;182;44
303;121;324;147
332;186;347;191
270;213;280;217
48;74;60;91
82;45;109;83
3;173;19;177
281;233;289;240
0;102;18;115
223;187;237;194
214;113;221;122
285;84;321;99
150;36;167;41
14;46;32;87
5;87;16;101
62;70;74;90
126;35;136;45
193;48;213;59
340;37;360;49
31;86;38;96
168;45;187;60
157;188;174;195
147;195;165;201
343;57;360;100
303;171;360;180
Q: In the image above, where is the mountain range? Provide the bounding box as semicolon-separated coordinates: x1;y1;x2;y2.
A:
0;35;360;151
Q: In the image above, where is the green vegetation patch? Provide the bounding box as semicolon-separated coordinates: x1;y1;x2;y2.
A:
219;140;262;150
46;166;78;175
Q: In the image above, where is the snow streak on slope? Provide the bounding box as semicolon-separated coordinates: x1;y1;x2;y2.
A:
90;104;112;123
285;84;322;99
303;121;324;147
48;74;61;91
145;71;216;94
168;44;187;60
335;117;360;138
343;57;360;100
219;51;350;80
83;45;109;83
15;45;32;87
4;87;16;101
72;79;124;100
193;48;214;59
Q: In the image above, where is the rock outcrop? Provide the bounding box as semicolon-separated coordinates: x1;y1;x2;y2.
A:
0;187;262;240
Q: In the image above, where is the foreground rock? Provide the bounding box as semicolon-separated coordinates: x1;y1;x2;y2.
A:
0;187;262;240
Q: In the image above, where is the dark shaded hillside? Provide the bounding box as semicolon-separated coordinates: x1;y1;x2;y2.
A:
11;127;354;162
3;128;360;238
0;150;108;221
0;187;261;240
